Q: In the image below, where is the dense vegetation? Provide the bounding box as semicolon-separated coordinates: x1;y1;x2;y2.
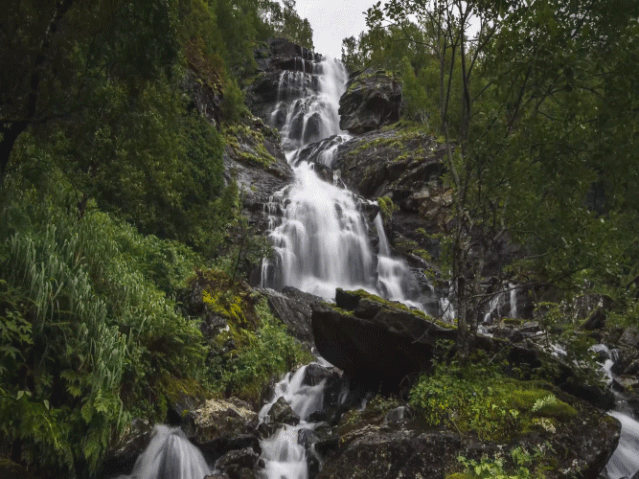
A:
343;0;639;356
0;0;313;477
1;0;637;477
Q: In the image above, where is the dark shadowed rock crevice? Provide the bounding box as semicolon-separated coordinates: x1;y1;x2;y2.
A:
338;69;402;134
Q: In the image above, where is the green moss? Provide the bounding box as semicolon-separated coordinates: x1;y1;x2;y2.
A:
413;249;432;262
339;395;402;435
377;196;397;222
161;375;208;417
409;362;579;443
204;291;313;406
224;123;277;168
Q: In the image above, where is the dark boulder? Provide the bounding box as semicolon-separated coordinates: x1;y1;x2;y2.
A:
215;447;259;479
256;286;323;345
181;398;259;463
293;134;347;168
312;290;456;391
337;124;443;199
338;69;402;134
100;419;153;478
317;392;620;479
267;397;300;426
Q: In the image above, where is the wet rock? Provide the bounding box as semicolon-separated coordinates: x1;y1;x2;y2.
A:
222;116;294;241
256;286;323;345
183;70;222;127
620;327;639;350
293;135;346;168
338;69;402;134
317;428;462;479
384;405;414;425
336;128;443;201
317;391;619;479
582;307;607;330
182;398;258;459
99;420;154;478
520;321;541;334
267;397;300;426
312;295;456;391
215;447;259;479
302;363;337;386
249;38;321;122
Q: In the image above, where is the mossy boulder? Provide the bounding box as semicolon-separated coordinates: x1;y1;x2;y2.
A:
311;289;456;391
222;116;294;236
181;398;260;465
338;69;402;134
316;383;620;479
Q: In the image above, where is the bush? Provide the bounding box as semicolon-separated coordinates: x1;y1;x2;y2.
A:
0;191;206;475
409;358;576;442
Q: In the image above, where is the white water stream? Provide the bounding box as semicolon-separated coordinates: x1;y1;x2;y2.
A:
116;425;211;479
260;57;419;308
258;366;327;479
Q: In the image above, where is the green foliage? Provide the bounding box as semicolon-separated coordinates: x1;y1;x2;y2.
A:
400;56;429;123
0;191;206;475
377;196;398;224
454;446;547;479
205;294;313;404
409;358;576;442
267;0;314;50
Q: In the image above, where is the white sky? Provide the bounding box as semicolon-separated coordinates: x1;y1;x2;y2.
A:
294;0;382;59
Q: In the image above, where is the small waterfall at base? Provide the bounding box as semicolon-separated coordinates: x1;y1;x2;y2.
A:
258;365;327;479
606;411;639;479
591;345;639;479
260;56;420;308
116;425;211;479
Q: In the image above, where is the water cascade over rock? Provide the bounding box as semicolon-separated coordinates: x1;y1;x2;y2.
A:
115;426;211;479
260;55;420;308
593;345;639;479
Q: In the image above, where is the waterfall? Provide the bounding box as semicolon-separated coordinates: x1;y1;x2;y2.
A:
590;345;639;479
261;57;419;307
482;281;519;324
258;54;428;479
258;366;326;479
116;425;211;479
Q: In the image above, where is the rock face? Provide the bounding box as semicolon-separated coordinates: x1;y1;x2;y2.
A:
311;289;456;390
249;38;321;123
336;127;444;209
317;392;620;479
338;69;402;134
257;286;323;345
223;117;294;239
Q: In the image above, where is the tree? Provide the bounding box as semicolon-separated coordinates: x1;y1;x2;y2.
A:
363;0;639;355
0;0;179;187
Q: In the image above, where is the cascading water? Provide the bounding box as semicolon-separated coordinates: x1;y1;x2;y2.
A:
116;425;211;479
257;54;426;479
591;345;639;479
260;57;419;307
258;365;326;479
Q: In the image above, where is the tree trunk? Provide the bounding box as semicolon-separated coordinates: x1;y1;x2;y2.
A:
0;122;27;188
